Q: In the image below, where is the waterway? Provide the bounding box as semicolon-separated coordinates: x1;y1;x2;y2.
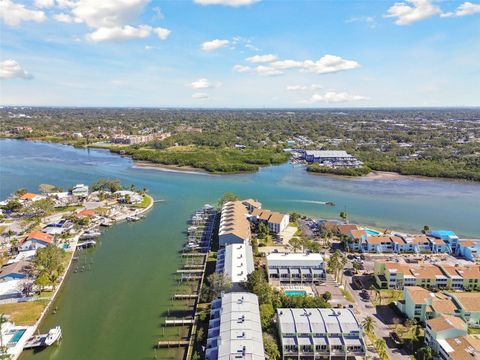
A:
0;139;479;360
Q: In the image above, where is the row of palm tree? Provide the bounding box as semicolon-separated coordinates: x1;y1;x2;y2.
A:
362;316;389;360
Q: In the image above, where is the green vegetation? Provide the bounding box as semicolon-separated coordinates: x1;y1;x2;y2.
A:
0;300;49;326
33;245;66;290
91;178;123;193
217;192;239;206
134;195;152;209
307;164;371;176
114;146;289;173
341;289;354;302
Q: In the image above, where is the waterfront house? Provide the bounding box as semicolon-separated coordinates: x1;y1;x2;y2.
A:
19;231;54;252
429;237;451;253
276;308;365;360
250;208;289;234
206;292;265;360
114;190;143;204
364;236;398;253
425;315;468;355
0;260;30;282
456;239;480;262
429;230;459;253
241;199;262;213
71;184;89;197
216;243;254;291
435;335;480;360
19;193;45;202
75;209;96;218
336;224;359;237
218;201;251;247
374;261;480;290
348;230;367;251
411;235;434;253
266;252;325;285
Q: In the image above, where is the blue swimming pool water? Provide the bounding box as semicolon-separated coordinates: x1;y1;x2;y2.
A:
365;228;380;235
285;290;307;297
9;329;26;344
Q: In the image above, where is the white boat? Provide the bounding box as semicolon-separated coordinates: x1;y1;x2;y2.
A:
126;215;141;222
45;326;62;346
79;230;101;240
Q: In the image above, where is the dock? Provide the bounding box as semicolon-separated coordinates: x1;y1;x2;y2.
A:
165;319;195;326
176;269;204;274
157;340;189;348
174;294;199;300
76;240;96;249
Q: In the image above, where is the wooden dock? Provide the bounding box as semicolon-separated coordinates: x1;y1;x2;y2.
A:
165;319;195;326
181;253;206;257
157;340;189;348
174;294;199;300
176;269;204;274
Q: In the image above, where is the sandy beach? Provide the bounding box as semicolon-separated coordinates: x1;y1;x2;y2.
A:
133;161;209;175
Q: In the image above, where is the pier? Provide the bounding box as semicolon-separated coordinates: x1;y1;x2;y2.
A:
173;294;198;300
165;319;195;326
157;340;189;348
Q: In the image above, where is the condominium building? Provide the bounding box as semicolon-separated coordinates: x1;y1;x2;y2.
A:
218;201;251;247
250;208;289;234
303;150;363;168
266;253;325;285
206;292;265;360
424;315;468;355
374;261;480;290
216;243;254;291
276;308;365;359
435;335;480;360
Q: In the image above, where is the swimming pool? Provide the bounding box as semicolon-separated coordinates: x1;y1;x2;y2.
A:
284;290;307;297
365;228;380;236
9;329;26;345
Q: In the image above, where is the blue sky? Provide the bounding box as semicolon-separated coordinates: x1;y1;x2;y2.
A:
1;0;479;107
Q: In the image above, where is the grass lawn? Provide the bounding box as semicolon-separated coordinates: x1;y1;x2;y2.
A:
373;289;403;305
468;327;480;334
53;205;82;213
0;300;49;326
135;195;152;209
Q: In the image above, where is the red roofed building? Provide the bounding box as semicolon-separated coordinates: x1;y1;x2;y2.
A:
19;231;54;252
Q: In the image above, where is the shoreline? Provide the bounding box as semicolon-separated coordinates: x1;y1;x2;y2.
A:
132;161;209;175
17;194;155;360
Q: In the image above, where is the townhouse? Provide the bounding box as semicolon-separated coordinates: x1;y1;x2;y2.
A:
266;253;325;286
374;261;480;290
425;315;468;355
448;292;480;327
456;239;480;262
205;292;265;360
428;230;459;253
218;201;251;247
276;308;366;359
216;243;254;291
250;208;289;234
18;231;55;252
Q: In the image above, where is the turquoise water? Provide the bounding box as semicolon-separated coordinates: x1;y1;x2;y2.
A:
0;139;479;360
365;228;381;235
9;329;26;345
284;290;307;297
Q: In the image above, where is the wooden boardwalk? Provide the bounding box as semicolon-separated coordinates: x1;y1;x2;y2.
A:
157;340;189;348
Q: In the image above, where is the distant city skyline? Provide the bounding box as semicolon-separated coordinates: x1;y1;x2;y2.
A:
1;0;479;107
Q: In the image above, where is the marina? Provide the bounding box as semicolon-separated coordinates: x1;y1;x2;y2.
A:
0;140;477;360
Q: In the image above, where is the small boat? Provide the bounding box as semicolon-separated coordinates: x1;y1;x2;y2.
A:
126;215;141;222
325;201;335;206
79;230;101;240
45;326;62;346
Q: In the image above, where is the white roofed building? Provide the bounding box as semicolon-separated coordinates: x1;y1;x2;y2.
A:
276;308;365;359
216;243;254;291
266;252;325;285
206;292;265;360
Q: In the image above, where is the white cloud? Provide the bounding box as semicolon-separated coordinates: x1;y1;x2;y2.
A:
302;55;360;74
86;25;170;43
245;54;278;63
287;84;322;91
71;0;148;28
441;2;480;17
303;91;368;104
34;0;55;8
192;92;208;99
193;0;259;7
201;39;230;51
232;64;251;73
255;65;282;76
144;45;155;51
53;12;76;23
346;16;376;28
0;0;46;26
385;0;441;25
0;59;33;80
189;78;214;89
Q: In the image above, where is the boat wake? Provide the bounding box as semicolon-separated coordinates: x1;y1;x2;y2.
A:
286;199;335;206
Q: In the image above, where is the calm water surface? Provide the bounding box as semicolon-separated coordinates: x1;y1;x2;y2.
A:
0;139;479;360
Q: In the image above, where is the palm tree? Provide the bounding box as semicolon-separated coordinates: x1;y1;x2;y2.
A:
417;346;433;360
375;339;388;360
362;316;376;336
